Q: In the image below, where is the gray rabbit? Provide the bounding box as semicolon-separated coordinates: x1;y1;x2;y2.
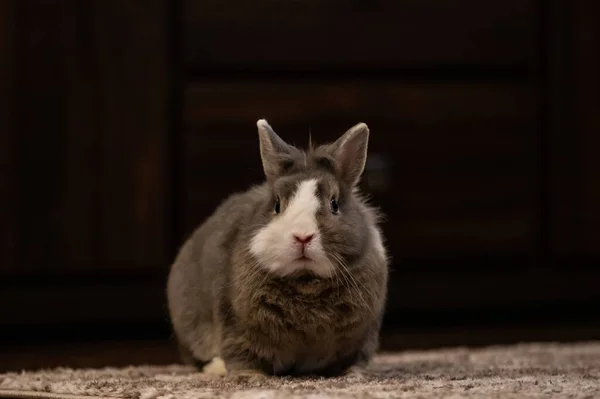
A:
167;120;389;378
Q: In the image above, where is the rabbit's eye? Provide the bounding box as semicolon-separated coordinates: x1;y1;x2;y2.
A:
274;198;281;214
330;198;339;215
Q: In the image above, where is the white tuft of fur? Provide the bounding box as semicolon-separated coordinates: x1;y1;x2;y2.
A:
250;179;333;277
202;357;228;376
256;118;271;131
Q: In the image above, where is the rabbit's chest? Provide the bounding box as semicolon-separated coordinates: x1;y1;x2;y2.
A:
254;280;364;334
245;283;367;374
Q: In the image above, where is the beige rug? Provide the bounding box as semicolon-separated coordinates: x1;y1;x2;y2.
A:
1;342;599;399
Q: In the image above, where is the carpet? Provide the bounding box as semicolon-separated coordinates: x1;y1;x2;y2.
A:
1;342;599;399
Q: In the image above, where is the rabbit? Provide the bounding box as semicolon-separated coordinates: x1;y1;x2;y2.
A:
166;119;389;378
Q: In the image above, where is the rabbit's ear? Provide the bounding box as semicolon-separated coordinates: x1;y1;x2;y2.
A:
257;119;291;181
331;122;369;187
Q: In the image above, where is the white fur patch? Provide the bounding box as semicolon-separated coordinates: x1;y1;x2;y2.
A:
250;179;333;277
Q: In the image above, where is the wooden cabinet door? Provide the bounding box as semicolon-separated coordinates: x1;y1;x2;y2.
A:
0;0;174;332
0;1;172;276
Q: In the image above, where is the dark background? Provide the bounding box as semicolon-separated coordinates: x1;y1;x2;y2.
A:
1;0;600;371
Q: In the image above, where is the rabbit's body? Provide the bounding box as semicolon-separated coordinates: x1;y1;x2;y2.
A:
167;120;388;377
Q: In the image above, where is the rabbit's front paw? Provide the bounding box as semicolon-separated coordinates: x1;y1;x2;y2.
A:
202;357;228;377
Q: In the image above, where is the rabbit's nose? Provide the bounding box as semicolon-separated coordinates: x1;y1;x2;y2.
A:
293;234;314;244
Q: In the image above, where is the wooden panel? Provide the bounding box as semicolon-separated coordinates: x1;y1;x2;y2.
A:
574;1;600;256
9;1;170;274
0;0;17;272
184;0;538;71
14;1;85;272
183;81;537;261
549;0;600;258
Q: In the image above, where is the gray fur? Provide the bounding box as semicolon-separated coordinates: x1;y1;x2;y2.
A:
167;120;389;377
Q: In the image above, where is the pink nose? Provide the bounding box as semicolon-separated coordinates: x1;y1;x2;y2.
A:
293;234;314;245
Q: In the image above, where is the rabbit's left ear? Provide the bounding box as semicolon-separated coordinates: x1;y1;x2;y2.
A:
331;122;369;187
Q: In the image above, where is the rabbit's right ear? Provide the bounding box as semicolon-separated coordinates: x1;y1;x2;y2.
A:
257;119;290;181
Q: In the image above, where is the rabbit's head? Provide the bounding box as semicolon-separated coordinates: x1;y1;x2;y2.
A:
249;119;382;278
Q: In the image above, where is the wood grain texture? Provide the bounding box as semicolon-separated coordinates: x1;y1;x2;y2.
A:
183;0;538;71
183;81;538;261
0;0;17;272
573;0;600;255
9;1;170;274
548;0;600;258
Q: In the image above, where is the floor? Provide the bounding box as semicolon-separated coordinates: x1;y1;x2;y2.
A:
2;341;600;398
